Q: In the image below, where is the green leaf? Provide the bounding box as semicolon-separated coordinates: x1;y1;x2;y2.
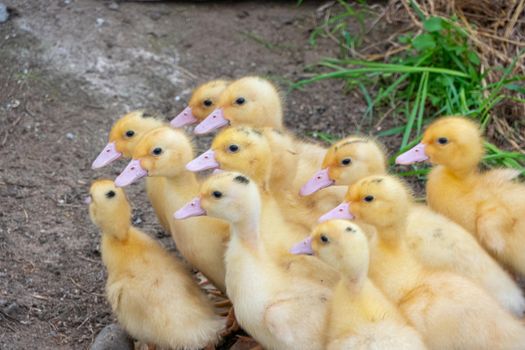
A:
467;51;480;65
412;33;436;51
423;17;444;32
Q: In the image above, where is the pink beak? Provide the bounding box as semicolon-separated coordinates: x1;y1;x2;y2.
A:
186;149;220;172
194;108;229;135
318;202;354;223
115;159;148;187
170;106;197;128
395;143;428;165
290;236;314;255
92;142;122;169
174;197;206;219
300;168;335;196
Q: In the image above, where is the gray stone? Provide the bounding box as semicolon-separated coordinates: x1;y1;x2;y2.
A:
0;3;8;23
90;323;133;350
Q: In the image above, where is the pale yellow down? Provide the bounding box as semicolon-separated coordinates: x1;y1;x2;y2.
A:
196;172;336;350
421;116;525;277
131;126;230;292
309;220;427;350
210;126;345;233
321;135;525;316
188;79;230;122
104;110;169;232
88;180;223;349
345;175;525;349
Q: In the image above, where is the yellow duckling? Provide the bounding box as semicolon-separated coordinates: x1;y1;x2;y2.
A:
170;79;230;128
321;175;525;349
114;126;229;292
291;220;427;350
187;126;345;232
304;136;525;316
175;172;334;350
193;76;283;134
88;180;223;349
397;116;525;278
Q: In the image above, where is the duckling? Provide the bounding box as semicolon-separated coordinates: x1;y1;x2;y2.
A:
194;76;283;134
88;180;223;349
291;220;427;350
171;79;230;128
114;126;229;292
396;116;525;278
320;175;525;349
91;110;170;232
91;110;164;169
175;171;335;350
303;135;525;316
187;126;346;232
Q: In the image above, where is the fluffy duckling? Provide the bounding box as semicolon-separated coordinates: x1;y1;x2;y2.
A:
114;126;230;292
194;76;283;134
88;180;223;349
397;116;525;277
170;79;230;128
291;220;427;350
90;110;169;232
92;110;165;169
187;126;346;232
321;175;525;349
304;136;525;316
175;172;335;350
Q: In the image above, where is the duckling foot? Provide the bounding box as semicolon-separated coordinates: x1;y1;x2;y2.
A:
220;307;240;338
230;335;262;350
214;299;232;308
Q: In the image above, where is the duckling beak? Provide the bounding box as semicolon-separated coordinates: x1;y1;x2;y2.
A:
194;108;229;135
91;142;122;169
186;149;220;172
170;106;197;128
290;236;314;255
395;143;428;165
318;202;354;223
300;168;335;196
174;197;206;220
114;159;148;187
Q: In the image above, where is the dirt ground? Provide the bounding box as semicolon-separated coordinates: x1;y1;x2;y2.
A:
0;1;389;349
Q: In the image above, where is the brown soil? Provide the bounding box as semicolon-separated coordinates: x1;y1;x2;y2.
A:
0;1;386;349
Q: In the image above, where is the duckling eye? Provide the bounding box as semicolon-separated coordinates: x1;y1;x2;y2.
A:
152;147;163;156
106;190;116;198
235;97;246;105
341;158;352;166
320;234;329;244
228;144;239;153
203;99;212;107
125;130;135;138
212;191;223;199
437;137;448;145
364;195;374;202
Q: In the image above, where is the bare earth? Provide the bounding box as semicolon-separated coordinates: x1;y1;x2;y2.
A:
0;1;380;349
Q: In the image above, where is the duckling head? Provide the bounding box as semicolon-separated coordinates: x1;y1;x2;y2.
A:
194;76;283;134
292;220;369;284
92;110;164;169
301;137;387;196
175;171;260;225
170;79;229;128
88;179;131;239
187;126;272;188
115;126;194;187
396;116;483;173
319;175;411;230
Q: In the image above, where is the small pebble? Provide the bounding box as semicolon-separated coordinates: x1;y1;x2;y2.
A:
0;3;9;23
108;2;119;11
66;132;75;140
96;18;105;27
90;323;133;350
4;302;21;316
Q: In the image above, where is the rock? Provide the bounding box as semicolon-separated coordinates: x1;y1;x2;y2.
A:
90;323;133;350
66;132;75;140
4;302;21;316
108;2;119;11
0;3;8;23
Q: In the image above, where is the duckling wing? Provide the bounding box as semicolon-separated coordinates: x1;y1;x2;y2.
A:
476;201;512;255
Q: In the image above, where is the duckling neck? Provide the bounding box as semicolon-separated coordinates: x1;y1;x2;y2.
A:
231;219;261;252
376;222;406;248
100;217;130;241
164;168;199;189
340;271;366;294
440;165;479;182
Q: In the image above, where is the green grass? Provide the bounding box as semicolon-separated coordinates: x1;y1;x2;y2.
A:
296;2;525;175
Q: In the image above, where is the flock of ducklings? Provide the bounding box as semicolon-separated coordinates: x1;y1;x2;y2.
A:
87;76;525;350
